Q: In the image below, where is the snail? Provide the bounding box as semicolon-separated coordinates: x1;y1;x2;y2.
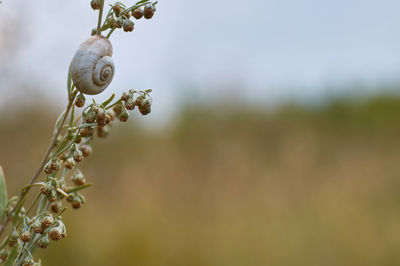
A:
70;35;115;95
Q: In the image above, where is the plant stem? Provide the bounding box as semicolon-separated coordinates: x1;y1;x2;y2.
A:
0;92;77;239
96;0;105;35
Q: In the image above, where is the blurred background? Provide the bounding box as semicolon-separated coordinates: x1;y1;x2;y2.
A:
1;0;400;265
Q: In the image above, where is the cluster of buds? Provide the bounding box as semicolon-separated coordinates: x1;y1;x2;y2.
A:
114;89;152;123
98;1;157;34
43;158;61;175
40;178;66;203
67;192;85;209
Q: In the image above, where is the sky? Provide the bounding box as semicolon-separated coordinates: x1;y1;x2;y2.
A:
0;0;400;120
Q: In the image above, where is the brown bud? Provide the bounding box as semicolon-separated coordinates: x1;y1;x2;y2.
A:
21;231;31;243
132;8;143;19
144;4;155;19
49;228;63;241
79;145;92;157
50;201;62;214
125;98;136;110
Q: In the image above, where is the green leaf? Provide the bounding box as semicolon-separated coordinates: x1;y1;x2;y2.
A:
66;183;93;194
4;245;18;266
0;166;8;223
101;93;115;107
12;198;26;225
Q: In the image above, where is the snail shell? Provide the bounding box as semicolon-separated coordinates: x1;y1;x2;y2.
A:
70;35;115;95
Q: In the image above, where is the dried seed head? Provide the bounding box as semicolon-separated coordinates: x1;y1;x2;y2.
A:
90;0;101;10
123;19;134;32
37;235;50;249
79;145;92;157
21;231;31;243
125;98;136;110
144;4;156;19
75;93;86;107
132;8;143;19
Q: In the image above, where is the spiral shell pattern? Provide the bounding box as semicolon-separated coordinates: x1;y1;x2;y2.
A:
71;35;115;95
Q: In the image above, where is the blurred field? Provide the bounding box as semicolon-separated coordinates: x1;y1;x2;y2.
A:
1;95;400;265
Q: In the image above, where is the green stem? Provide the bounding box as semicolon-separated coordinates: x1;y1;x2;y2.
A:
0;91;77;239
96;0;105;35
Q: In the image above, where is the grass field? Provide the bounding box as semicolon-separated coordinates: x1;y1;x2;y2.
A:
1;95;400;265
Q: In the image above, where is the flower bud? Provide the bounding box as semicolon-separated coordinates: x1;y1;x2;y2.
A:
41;214;54;229
75;93;86;108
113;103;123;116
90;0;101;10
144;4;156;19
116;16;124;28
22;254;35;266
0;249;8;261
132;8;143;19
72;169;86;186
40;183;52;196
119;109;129;122
112;4;122;16
107;110;116;121
73;149;83;163
21;230;31;243
43;162;53;175
37;235;50;249
48;190;58;202
139;99;152;115
8;227;19;247
121;92;131;102
123;19;134;32
50;159;60;171
79;145;92;157
85;109;97;123
125;98;136;110
79;126;94;137
50;201;62;214
64;157;75;170
32;219;44;234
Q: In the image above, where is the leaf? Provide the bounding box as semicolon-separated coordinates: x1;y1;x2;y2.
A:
4;245;17;266
101;93;115;107
66;183;93;194
0;166;8;223
12;197;26;225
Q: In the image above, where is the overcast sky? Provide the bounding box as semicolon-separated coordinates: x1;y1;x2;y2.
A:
0;0;400;119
